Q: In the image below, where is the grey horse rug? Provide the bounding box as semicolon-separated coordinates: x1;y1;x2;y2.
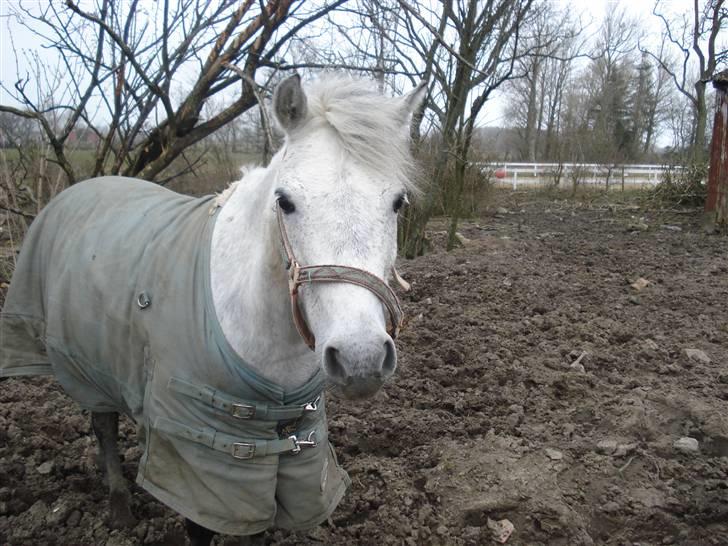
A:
0;176;349;535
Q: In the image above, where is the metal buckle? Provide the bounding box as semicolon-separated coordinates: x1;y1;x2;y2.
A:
289;261;301;294
232;442;256;459
231;403;255;419
303;396;320;413
289;431;317;454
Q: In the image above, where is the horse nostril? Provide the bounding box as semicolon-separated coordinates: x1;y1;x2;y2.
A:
323;345;348;385
382;338;396;377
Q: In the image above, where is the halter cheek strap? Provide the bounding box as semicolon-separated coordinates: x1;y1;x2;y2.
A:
276;202;405;351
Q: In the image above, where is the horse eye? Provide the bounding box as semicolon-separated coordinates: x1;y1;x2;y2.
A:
277;195;296;214
393;194;408;213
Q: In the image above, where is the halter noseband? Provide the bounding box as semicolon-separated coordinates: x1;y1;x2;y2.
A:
276;202;404;351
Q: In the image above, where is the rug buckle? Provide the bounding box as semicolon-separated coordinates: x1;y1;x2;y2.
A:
232;442;256;459
231;403;256;419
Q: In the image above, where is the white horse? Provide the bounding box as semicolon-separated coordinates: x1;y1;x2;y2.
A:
213;74;424;397
0;74;425;545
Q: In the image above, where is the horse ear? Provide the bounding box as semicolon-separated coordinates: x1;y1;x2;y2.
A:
273;74;308;131
401;80;427;119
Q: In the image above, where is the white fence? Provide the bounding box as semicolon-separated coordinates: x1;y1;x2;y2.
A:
476;162;675;190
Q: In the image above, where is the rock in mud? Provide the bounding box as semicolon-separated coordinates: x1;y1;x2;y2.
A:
596;440;617;455
630;277;650;291
627;221;649;232
487;518;514;543
673;437;699;453
46;500;73;525
506;412;522;428
683;348;711;364
27;500;48;520
545;448;563;461
614;443;638;457
36;461;53;475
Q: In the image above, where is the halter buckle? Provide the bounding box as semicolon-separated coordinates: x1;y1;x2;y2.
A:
289;430;317;454
289;261;301;295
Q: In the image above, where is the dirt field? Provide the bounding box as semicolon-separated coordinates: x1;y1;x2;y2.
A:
1;191;727;545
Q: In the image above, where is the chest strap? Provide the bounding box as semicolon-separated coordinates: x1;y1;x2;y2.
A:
155;417;318;460
168;377;320;421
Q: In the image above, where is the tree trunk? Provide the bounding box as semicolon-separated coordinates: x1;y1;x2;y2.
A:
524;60;540;162
693;80;708;161
705;71;728;233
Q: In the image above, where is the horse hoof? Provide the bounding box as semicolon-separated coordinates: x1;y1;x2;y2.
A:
109;491;136;529
109;507;137;529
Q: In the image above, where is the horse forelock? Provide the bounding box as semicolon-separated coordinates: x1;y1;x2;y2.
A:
216;78;421;204
299;76;421;196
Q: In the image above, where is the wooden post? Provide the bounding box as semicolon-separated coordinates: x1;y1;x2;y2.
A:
705;69;728;233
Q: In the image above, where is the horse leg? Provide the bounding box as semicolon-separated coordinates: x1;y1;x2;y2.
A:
185;518;215;546
91;411;136;528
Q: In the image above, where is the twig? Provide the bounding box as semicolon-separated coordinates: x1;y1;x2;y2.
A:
0;204;36;220
571;351;587;367
617;456;634;473
224;63;276;161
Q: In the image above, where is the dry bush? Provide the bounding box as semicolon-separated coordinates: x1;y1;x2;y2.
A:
461;156;496;217
159;145;260;196
649;162;708;207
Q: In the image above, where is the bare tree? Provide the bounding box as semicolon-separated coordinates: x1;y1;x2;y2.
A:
633;44;674;156
642;0;727;160
0;0;347;186
395;0;537;254
504;5;586;162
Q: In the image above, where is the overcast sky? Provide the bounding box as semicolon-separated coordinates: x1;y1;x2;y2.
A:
0;0;713;139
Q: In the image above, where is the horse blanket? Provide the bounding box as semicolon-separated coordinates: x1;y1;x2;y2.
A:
0;176;349;535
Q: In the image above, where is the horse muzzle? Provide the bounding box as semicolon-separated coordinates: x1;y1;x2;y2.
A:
322;334;397;399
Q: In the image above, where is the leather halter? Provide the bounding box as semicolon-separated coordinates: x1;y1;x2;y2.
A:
276;202;404;351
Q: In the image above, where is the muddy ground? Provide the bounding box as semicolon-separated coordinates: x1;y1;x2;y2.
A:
1;190;727;545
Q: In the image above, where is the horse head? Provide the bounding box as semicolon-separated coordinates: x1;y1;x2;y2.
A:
269;75;426;398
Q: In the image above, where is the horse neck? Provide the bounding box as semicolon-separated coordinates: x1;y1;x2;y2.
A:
209;168;317;390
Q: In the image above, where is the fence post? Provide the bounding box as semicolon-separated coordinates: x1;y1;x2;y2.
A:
705;69;728;233
512;171;518;190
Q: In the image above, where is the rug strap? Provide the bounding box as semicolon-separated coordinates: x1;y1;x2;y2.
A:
168;376;321;421
154;416;319;460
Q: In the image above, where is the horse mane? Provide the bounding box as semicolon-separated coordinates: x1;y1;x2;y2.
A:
300;76;421;195
216;76;421;207
214;166;249;207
